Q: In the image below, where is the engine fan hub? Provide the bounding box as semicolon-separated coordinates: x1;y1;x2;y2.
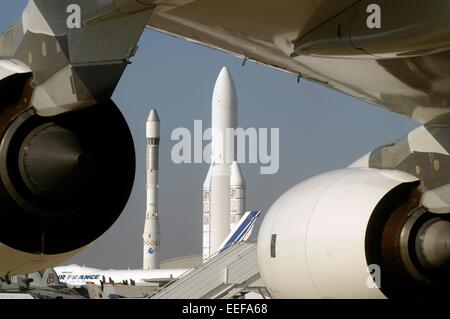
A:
19;123;85;201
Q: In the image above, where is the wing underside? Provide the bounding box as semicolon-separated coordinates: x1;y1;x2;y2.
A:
147;0;450;125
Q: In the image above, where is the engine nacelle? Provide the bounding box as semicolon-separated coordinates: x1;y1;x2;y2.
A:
0;99;135;277
257;168;450;298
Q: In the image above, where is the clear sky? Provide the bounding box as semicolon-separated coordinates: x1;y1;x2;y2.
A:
1;1;419;269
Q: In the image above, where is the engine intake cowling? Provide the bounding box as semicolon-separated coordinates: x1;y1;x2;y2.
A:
0;99;135;276
257;168;450;298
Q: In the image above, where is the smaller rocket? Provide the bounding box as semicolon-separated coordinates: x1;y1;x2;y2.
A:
143;108;161;270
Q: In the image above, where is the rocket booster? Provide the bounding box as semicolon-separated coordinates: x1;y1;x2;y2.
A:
143;108;161;270
230;161;246;232
202;166;212;260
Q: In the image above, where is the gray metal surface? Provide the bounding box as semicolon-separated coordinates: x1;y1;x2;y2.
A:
147;0;450;125
151;242;261;299
160;254;202;269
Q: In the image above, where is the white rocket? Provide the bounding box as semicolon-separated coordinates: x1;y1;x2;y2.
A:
203;67;246;260
143;108;161;270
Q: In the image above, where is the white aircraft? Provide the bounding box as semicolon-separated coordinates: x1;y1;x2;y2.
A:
54;265;188;286
54;211;260;286
0;1;449;299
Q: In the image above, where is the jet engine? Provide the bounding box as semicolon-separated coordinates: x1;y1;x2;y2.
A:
257;168;450;298
0;99;135;277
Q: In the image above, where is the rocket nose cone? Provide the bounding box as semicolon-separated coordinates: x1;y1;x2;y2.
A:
218;66;231;81
148;108;160;122
213;66;237;106
203;165;213;188
230;161;245;186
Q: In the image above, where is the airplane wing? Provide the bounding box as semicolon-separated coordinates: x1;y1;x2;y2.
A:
146;0;450;125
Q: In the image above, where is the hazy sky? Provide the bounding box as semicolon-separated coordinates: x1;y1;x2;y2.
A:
1;1;419;269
